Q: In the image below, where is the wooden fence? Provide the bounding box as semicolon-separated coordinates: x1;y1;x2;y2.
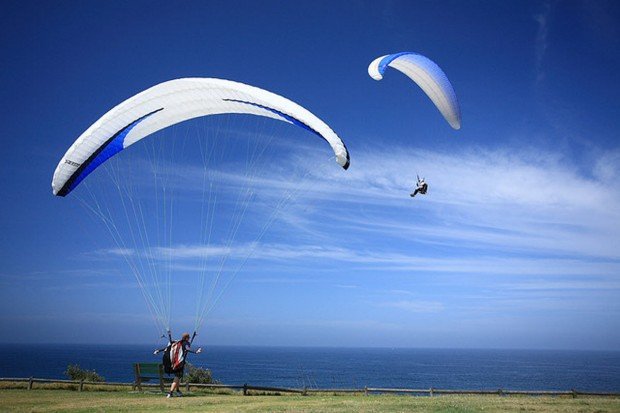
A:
1;377;618;397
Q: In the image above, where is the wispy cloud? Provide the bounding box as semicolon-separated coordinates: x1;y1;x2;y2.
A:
206;316;405;332
93;242;619;279
534;1;553;82
318;147;620;259
500;279;620;292
380;300;445;313
68;140;620;338
103;248;135;257
86;142;620;282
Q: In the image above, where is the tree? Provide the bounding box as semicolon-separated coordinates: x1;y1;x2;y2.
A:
185;363;219;384
65;364;104;382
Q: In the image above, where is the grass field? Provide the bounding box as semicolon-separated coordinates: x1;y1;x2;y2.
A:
1;388;619;412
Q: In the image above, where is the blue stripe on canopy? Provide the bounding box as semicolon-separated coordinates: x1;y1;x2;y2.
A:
377;52;418;76
222;99;323;139
222;98;350;169
58;108;163;196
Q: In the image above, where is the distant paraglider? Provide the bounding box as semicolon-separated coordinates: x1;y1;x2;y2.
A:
410;175;428;198
369;52;461;198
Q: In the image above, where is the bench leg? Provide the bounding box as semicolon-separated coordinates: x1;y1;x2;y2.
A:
159;364;165;393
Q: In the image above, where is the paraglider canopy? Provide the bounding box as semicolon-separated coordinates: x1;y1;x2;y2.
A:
52;78;350;197
368;52;461;130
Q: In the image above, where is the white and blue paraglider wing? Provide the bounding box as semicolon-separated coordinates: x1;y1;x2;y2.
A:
51;78;350;197
368;52;461;130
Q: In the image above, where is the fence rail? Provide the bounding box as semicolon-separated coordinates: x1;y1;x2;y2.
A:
1;377;618;397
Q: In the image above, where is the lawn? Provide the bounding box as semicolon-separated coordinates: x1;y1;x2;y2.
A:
1;389;619;412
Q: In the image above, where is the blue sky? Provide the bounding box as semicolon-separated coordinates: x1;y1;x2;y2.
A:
1;0;619;350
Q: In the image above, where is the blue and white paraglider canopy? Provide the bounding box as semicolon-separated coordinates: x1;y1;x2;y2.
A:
52;78;350;197
368;52;461;130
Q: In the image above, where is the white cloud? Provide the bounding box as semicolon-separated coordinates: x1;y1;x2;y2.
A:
311;146;620;260
534;1;552;82
593;149;620;183
380;300;445;313
75;142;620;322
99;248;135;257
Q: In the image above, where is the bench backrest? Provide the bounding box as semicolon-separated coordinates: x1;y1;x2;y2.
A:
135;363;162;377
133;363;167;392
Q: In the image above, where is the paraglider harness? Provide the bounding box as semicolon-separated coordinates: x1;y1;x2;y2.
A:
162;331;196;375
410;175;428;197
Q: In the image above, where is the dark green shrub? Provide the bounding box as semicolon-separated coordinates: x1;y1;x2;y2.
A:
185;363;219;384
64;364;104;382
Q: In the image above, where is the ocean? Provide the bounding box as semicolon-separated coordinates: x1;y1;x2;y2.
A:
1;345;619;392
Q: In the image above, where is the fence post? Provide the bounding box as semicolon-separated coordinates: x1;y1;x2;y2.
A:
28;377;33;390
571;389;577;398
303;386;307;396
498;388;503;396
430;387;434;397
79;380;84;392
243;383;248;396
134;364;142;392
157;364;164;393
364;386;368;396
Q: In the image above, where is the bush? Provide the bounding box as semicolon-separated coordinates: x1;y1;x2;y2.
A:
185;363;219;384
64;364;104;382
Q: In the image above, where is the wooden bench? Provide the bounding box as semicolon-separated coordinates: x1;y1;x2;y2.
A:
132;363;169;392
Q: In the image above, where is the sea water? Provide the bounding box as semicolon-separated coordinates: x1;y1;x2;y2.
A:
1;345;618;391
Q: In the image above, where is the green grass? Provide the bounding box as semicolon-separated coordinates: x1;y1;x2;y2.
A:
0;389;619;412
